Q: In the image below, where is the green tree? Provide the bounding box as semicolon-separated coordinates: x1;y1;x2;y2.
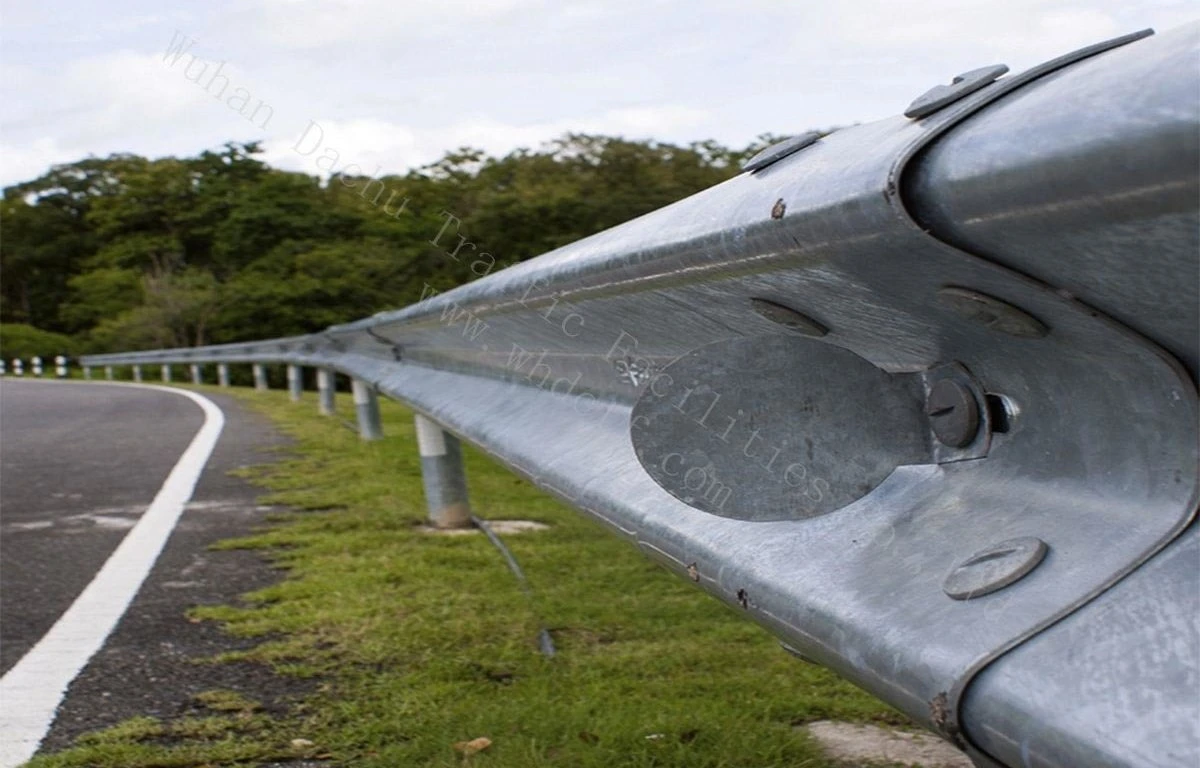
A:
0;132;819;353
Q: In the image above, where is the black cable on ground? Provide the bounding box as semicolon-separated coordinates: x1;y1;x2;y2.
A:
469;513;557;657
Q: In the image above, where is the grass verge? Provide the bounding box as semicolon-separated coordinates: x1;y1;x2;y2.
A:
31;387;904;767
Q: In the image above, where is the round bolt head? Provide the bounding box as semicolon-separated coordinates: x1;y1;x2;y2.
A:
905;64;1009;119
750;298;828;337
926;378;980;448
944;537;1048;600
742;131;821;173
938;286;1048;338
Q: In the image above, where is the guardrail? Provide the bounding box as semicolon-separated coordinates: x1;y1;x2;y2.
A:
74;25;1199;768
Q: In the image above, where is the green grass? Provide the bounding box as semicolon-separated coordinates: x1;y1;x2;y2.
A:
31;386;902;767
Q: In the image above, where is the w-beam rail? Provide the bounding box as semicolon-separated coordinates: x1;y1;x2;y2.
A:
81;25;1200;768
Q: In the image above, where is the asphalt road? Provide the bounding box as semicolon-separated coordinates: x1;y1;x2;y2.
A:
0;379;304;756
0;379;204;673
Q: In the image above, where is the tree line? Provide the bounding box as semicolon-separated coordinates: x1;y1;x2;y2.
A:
1;134;796;353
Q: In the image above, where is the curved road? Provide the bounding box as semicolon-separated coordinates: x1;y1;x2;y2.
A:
0;379;288;764
0;380;204;673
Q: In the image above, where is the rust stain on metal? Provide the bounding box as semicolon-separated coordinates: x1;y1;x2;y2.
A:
930;691;950;729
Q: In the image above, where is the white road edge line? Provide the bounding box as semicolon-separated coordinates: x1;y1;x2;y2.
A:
0;382;225;768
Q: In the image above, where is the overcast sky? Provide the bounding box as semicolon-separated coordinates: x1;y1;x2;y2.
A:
1;0;1195;187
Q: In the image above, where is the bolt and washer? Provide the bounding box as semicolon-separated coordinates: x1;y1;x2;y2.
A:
943;537;1048;600
751;298;828;338
743;131;822;173
926;378;980;448
905;64;1009;119
937;286;1048;338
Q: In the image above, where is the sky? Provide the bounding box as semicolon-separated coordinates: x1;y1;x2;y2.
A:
0;0;1195;187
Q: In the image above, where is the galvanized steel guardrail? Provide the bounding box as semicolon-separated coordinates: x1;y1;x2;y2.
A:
74;25;1199;768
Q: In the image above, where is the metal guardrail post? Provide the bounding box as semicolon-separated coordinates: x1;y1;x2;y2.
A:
66;29;1200;767
105;366;113;381
132;365;142;382
161;364;171;383
317;368;335;415
83;366;91;380
351;379;383;440
217;363;230;388
287;364;302;401
414;414;472;529
253;363;268;391
190;364;202;385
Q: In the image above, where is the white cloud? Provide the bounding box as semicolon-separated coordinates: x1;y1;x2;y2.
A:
0;47;229;184
440;105;711;154
260;117;424;176
0;40;279;185
253;0;548;49
0;138;77;185
1;0;1194;188
257;105;711;179
64;49;214;132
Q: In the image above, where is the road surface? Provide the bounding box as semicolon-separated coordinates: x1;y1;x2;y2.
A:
0;379;295;762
